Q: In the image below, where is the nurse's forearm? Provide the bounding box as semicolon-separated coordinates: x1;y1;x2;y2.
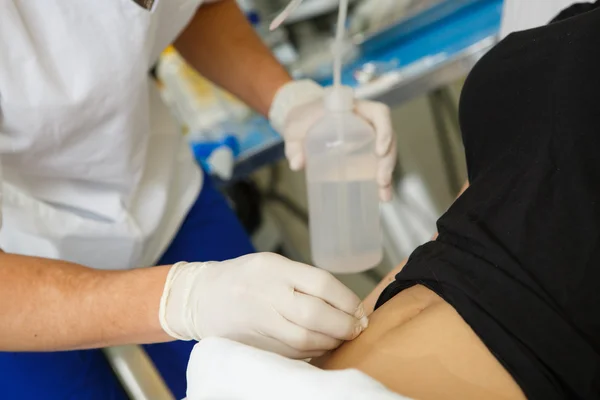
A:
175;0;292;116
0;253;172;351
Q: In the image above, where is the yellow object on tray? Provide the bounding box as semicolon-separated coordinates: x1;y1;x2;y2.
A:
157;46;250;137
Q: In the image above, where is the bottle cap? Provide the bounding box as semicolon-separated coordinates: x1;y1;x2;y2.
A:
324;85;355;112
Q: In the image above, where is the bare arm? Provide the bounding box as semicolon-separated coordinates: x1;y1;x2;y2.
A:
363;181;470;313
174;0;292;117
0;252;172;351
315;285;525;400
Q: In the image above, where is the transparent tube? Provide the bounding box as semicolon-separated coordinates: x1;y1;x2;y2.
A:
305;110;383;273
333;0;349;88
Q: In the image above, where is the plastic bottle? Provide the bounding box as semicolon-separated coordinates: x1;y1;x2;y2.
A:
305;86;382;273
273;0;382;273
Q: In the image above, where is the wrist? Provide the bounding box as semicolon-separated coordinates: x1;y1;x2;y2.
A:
158;261;213;342
268;79;325;133
142;265;175;342
103;265;174;345
262;75;294;118
158;262;192;341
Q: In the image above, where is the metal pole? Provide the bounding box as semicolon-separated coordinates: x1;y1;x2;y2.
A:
103;345;175;400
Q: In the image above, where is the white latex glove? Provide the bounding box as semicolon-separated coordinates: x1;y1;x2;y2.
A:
269;80;397;202
159;253;368;359
186;337;410;400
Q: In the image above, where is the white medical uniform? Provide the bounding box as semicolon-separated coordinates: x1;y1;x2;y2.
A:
0;0;218;270
500;0;580;38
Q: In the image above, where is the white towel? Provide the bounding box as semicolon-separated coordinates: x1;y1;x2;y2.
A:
186;337;411;400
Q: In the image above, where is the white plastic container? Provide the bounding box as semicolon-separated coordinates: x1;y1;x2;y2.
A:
305;86;383;273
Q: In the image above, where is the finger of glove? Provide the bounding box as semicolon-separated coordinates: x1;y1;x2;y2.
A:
284;140;306;171
279;291;364;341
282;103;324;170
290;265;362;318
377;135;397;202
267;313;343;353
379;186;393;202
355;101;395;157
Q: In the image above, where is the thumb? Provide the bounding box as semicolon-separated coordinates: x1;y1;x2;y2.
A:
282;101;326;171
284;140;306;171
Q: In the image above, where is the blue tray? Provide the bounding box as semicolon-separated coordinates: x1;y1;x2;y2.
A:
319;0;502;87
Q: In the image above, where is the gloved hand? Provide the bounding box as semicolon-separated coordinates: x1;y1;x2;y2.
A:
269;80;397;202
159;253;368;359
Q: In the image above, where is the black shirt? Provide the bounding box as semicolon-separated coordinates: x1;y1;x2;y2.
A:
376;4;600;399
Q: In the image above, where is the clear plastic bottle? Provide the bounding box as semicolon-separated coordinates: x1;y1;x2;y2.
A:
305;86;383;273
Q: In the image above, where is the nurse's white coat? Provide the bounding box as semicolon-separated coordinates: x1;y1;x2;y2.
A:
0;0;220;269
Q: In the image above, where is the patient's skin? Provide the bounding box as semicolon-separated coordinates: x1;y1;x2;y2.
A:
313;285;525;400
